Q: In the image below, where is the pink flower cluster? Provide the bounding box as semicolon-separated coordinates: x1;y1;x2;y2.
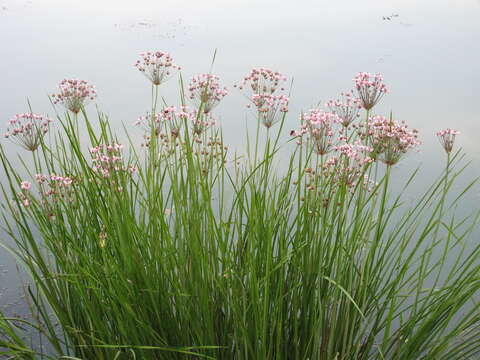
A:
294;110;339;155
250;94;289;128
17;180;33;207
4;113;52;151
436;128;460;154
332;143;374;187
235;68;289;128
134;51;180;86
177;106;216;135
236;67;287;95
135;106;190;148
52;79;97;114
193;136;229;174
21;181;31;190
364;116;420;165
326;90;362;127
354;72;388;110
188;74;228;114
90;143;136;180
134;112;165;137
18;173;75;208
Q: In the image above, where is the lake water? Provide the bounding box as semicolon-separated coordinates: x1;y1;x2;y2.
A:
1;0;479;337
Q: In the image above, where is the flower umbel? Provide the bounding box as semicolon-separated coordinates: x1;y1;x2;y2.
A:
326;90;362;127
188;74;228;114
134;51;180;86
236;67;287;96
297;110;339;155
4;113;52;151
177;106;216;135
354;72;388;110
52;79;97;114
365;115;420;166
134;112;164;137
333;143;374;187
436;128;460;154
250;94;289;128
135;107;182;148
90;143;133;179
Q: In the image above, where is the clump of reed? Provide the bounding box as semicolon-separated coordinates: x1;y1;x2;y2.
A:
1;52;479;360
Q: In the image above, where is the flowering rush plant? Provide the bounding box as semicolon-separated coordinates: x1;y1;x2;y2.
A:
1;53;478;360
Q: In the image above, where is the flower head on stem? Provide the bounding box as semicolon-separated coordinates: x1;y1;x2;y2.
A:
236;67;287;96
134;51;180;86
188;74;228;114
4;113;52;151
354;72;388;110
436;128;460;154
326;90;362;128
295;110;339;155
333;142;374;187
52;79;97;114
249;94;289;129
177;105;216;135
363;115;420;166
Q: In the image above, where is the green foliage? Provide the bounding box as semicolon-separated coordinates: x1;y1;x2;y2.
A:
1;81;479;360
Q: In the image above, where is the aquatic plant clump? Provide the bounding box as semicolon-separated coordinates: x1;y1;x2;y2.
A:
3;112;52;151
52;79;97;114
1;53;479;360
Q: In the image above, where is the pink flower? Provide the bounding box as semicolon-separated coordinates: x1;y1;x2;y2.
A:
236;67;287;96
176;106;216;135
135;107;180;143
21;181;31;190
4;113;52;151
90;143;135;182
363;115;420;166
250;94;289;128
35;174;47;184
326;90;362;127
134;51;180;86
296;110;339;155
436;128;460;154
52;79;97;114
314;142;374;189
188;73;228;114
354;72;388;110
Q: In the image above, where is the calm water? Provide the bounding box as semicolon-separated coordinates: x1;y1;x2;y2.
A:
1;0;479;325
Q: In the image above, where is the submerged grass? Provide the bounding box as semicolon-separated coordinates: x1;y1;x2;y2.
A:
1;60;480;359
